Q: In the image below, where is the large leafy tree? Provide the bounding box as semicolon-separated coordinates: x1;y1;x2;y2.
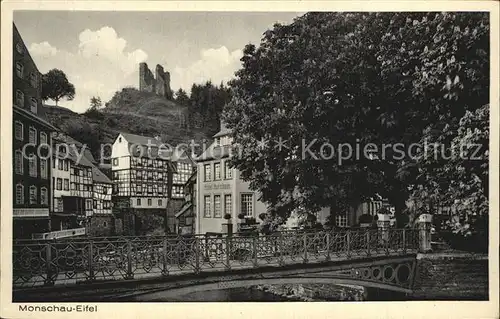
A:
41;69;76;106
224;12;489;226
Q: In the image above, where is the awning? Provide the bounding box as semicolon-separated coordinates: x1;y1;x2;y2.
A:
175;202;193;218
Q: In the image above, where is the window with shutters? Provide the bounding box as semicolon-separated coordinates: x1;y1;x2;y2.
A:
29;186;37;204
14;121;23;140
16;90;24;107
28;155;37;177
40;187;48;205
15;150;23;175
16;184;24;204
40;159;47;179
29;127;37;144
16;62;23;78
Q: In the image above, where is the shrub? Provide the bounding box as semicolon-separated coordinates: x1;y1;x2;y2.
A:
224;213;232;220
237;213;246;220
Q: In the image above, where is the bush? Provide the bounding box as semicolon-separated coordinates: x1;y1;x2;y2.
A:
237;213;246;220
223;213;232;220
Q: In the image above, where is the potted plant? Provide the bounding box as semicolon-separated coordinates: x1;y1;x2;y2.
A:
222;213;233;236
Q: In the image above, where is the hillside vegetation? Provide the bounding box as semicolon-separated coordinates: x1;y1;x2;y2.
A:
44;87;215;161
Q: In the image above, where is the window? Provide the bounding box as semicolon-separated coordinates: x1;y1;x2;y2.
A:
29;127;37;144
172;186;183;198
30;98;37;114
64;179;69;191
148;185;152;194
148;199;152;206
64;160;69;171
16;42;24;54
16;90;24;107
137;198;141;206
215;138;221;146
214;162;221;180
214;195;221;218
158;199;163;206
204;164;211;181
93;200;97;209
158;172;163;180
15;150;23;175
40;132;47;145
224;161;232;179
71;183;75;190
16;62;23;78
57;198;63;211
58;160;63;170
136;170;142;179
112;158;118;166
204;195;211;218
15;184;24;204
56;178;62;190
118;137;122;143
335;212;349;228
40;159;47;179
137;184;142;193
87;170;92;178
30;72;38;88
241;194;254;217
86;199;93;210
158;185;163;194
28;155;37;177
224;194;232;216
14;121;23;140
40;187;48;205
29;186;37;204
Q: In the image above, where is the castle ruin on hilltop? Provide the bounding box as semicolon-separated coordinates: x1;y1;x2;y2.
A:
139;62;173;100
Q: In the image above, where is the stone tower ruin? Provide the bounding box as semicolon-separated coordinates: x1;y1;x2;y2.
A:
139;62;173;99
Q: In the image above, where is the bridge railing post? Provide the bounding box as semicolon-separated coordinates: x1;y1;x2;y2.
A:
346;230;351;259
402;229;407;254
162;237;168;276
253;236;258;267
225;236;231;271
88;240;95;282
126;239;133;279
326;232;331;261
303;232;308;263
366;230;371;257
194;237;201;274
44;242;54;286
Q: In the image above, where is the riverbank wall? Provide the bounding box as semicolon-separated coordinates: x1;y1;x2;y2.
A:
255;252;488;301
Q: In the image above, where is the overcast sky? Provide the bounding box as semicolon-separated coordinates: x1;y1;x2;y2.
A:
14;11;302;113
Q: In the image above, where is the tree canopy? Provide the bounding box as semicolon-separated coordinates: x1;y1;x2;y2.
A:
223;12;489;226
41;69;76;106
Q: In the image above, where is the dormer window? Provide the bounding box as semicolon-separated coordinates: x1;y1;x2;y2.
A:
16;42;24;54
16;62;24;78
30;98;37;114
16;90;24;107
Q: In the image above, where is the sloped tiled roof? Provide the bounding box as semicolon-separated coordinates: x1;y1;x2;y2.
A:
92;166;112;184
120;132;164;147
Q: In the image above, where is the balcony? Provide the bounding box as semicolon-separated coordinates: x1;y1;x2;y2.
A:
32;227;86;240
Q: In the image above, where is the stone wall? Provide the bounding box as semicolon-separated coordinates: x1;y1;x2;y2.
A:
412;254;488;300
139;62;155;93
87;214;114;237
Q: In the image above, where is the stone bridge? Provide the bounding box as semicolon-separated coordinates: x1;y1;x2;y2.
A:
12;228;424;301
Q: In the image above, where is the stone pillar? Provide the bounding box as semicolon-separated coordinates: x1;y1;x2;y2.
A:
377;214;391;244
417;214;433;253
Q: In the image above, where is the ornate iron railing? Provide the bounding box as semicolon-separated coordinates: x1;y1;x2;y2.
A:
12;228;419;288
